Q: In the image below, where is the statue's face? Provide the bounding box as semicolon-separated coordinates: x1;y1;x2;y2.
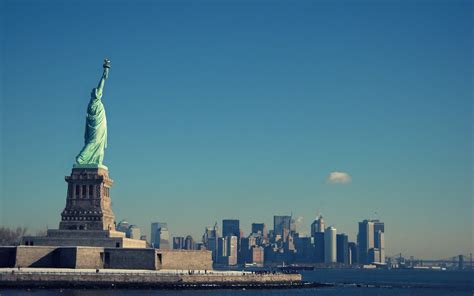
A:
91;88;97;98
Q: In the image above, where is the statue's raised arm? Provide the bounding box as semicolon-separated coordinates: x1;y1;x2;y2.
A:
95;59;111;99
75;59;111;168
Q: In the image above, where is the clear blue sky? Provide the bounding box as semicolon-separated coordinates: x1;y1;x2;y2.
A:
0;0;472;259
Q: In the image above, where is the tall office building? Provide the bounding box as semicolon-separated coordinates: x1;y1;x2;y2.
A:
357;220;374;264
273;215;295;242
151;222;170;249
376;231;385;263
202;222;219;247
373;220;385;263
207;237;218;261
336;233;349;265
173;236;185;249
314;232;325;263
226;235;238;265
348;242;357;265
217;237;227;264
222;219;240;238
251;223;267;239
368;248;381;263
250;246;264;266
184;235;194;250
310;215;325;237
324;227;337;263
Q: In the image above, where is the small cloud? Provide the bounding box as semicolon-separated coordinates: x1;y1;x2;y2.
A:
327;171;352;184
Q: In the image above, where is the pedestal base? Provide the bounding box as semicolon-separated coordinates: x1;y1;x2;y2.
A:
22;229;146;249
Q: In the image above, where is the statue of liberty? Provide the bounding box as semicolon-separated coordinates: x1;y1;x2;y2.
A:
75;59;111;168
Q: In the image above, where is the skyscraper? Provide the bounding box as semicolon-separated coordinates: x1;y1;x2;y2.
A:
173;236;185;249
273;215;295;242
310;215;325;237
357;220;374;264
184;235;194;250
202;222;219;247
314;232;325;263
336;233;349;265
324;227;336;263
222;219;240;238
151;222;170;249
251;223;267;238
376;230;385;263
348;242;357;265
373;220;385;263
226;235;238;265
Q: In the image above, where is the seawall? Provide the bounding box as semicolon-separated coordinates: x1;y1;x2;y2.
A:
0;268;306;289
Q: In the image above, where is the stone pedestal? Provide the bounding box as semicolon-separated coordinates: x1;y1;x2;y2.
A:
59;167;115;231
21;165;146;249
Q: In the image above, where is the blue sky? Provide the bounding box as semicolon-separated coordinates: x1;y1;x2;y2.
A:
0;0;472;259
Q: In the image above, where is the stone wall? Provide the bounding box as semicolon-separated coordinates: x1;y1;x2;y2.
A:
14;246;58;268
75;247;104;269
0;247;16;267
0;269;302;287
159;250;212;270
1;246;212;271
105;248;157;270
22;235;145;249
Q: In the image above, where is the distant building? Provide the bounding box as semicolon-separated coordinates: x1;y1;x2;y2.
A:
294;236;313;262
324;227;336;263
116;220;130;233
173;236;185;249
217;237;227;264
127;225;141;240
250;246;264;266
202;222;219;247
348;242;357;265
226;235;238;265
357;220;374;264
273;215;295;242
310;215;325;237
358;219;385;264
151;222;170;249
222;219;240;238
314;232;325;263
377;231;385;263
251;223;268;241
368;248;380;264
184;235;194;250
336;233;349;265
207;237;218;261
240;236;258;264
373;220;385;263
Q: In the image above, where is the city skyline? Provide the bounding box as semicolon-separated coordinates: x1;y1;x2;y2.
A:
1;0;472;260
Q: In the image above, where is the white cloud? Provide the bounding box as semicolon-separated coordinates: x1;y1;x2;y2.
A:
327;171;352;184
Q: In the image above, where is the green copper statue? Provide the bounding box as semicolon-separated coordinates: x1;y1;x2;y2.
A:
75;59;111;168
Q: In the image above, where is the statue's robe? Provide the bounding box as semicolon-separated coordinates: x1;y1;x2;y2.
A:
75;88;107;165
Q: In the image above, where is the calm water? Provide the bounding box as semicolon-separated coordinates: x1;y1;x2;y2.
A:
1;269;473;296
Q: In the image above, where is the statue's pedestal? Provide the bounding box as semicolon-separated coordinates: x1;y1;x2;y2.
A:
22;166;146;249
59;166;115;231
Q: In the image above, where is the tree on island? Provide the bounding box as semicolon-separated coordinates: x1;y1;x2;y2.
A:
0;226;28;246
